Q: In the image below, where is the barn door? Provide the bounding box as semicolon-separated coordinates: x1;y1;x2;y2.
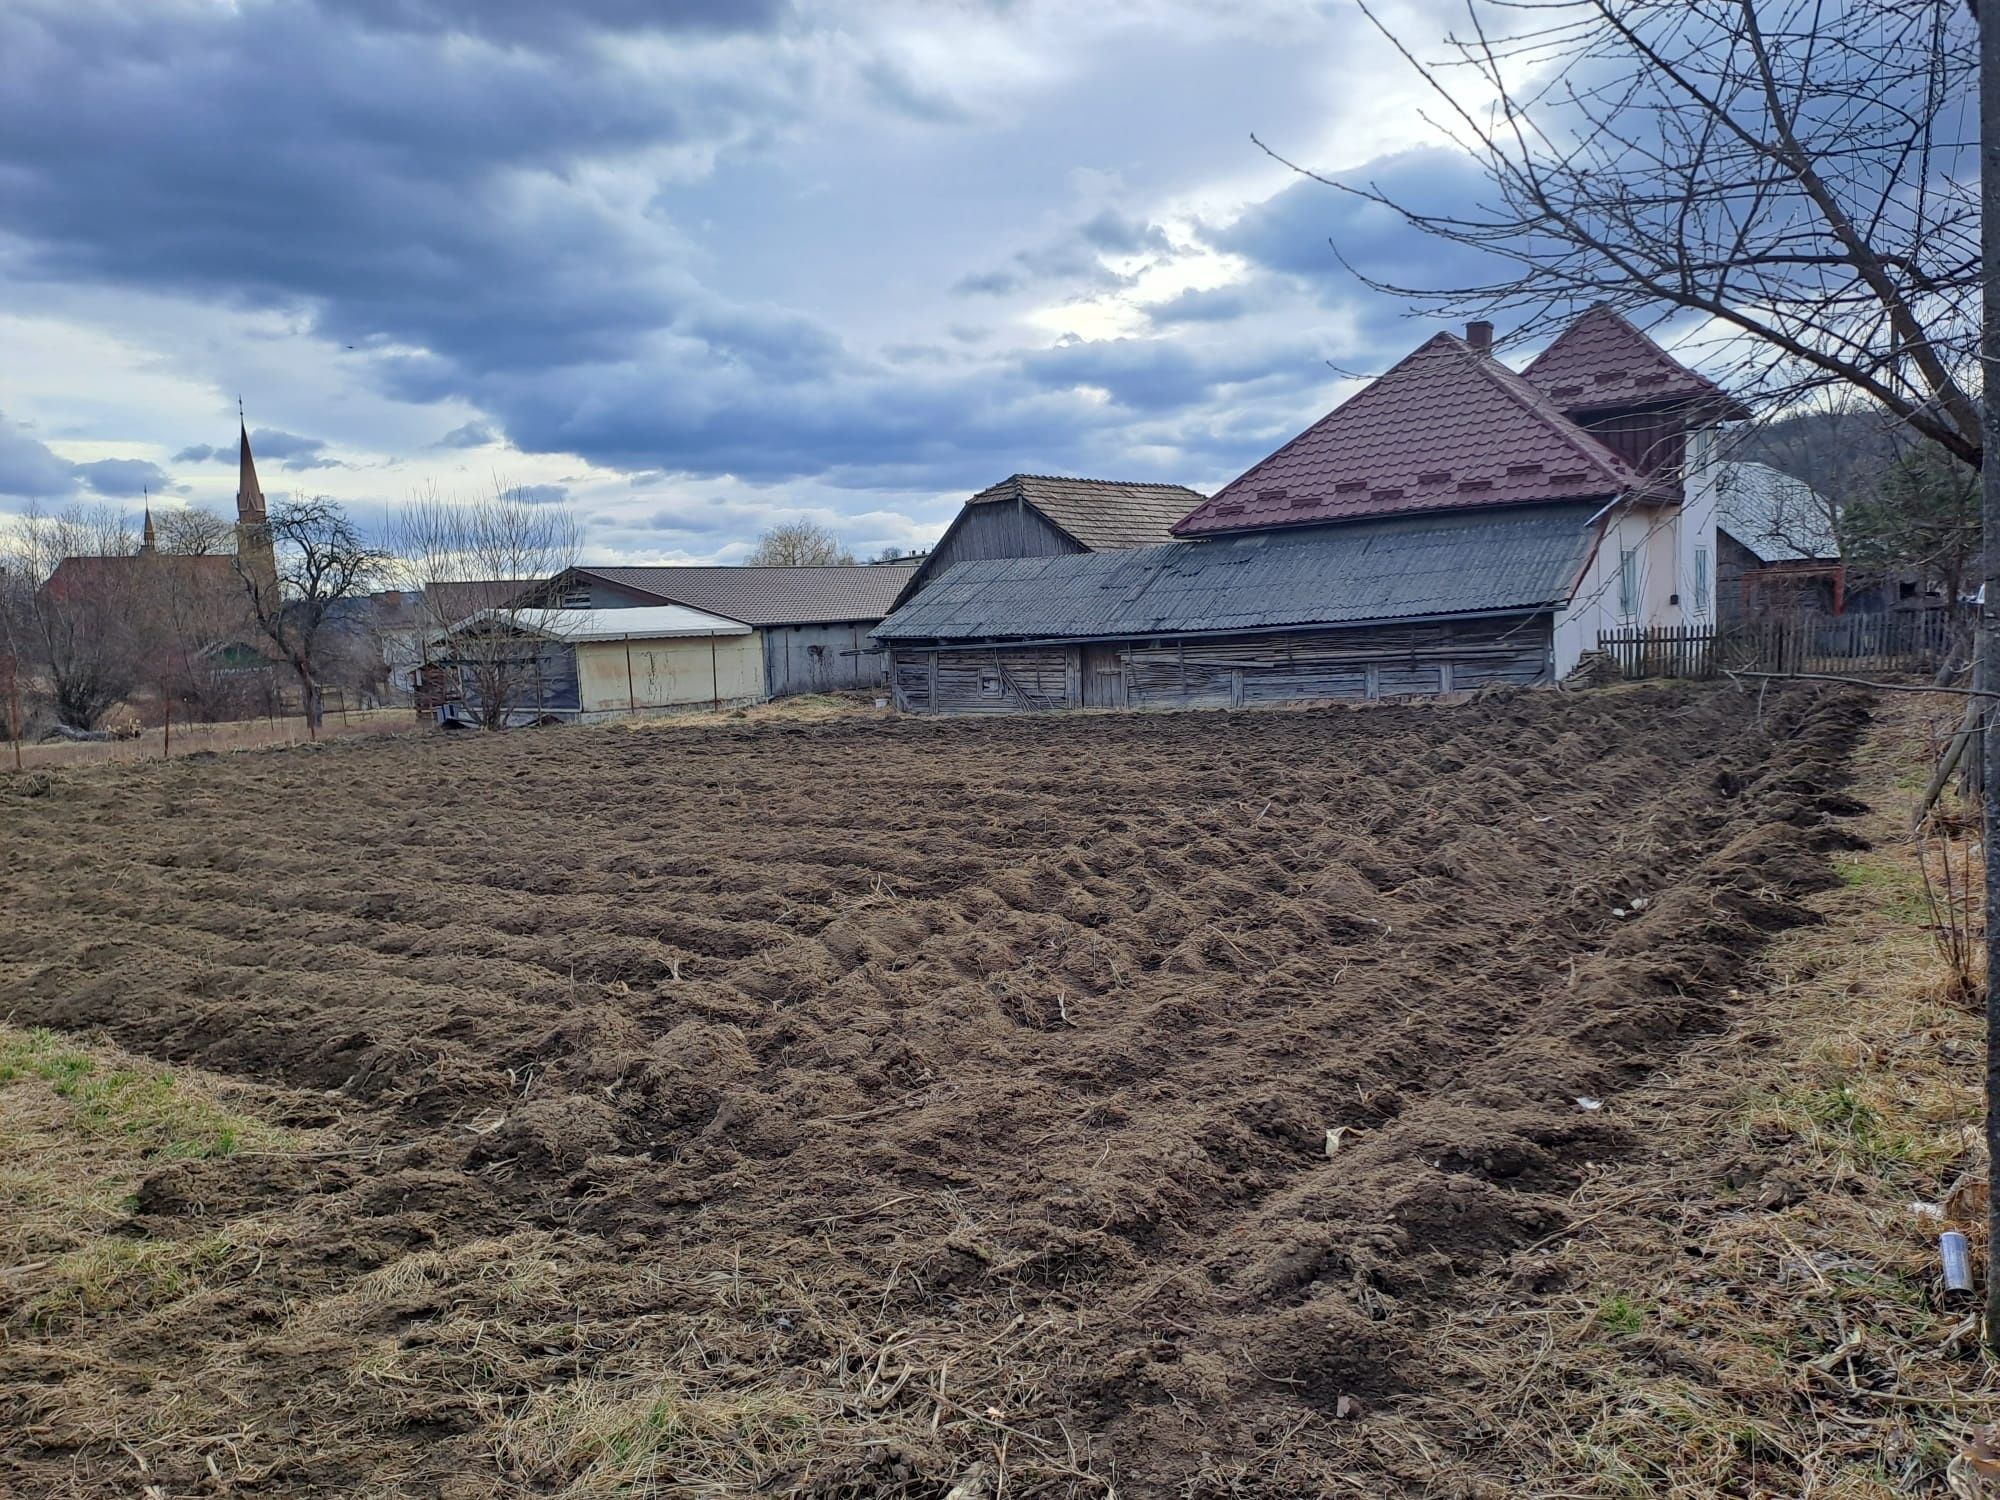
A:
1080;645;1126;708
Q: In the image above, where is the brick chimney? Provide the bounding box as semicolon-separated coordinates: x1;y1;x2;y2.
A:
1465;320;1494;354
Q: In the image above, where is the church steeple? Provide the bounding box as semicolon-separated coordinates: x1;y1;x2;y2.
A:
234;406;278;598
140;491;156;555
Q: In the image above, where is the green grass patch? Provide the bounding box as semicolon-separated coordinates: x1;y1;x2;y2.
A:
25;1232;243;1331
1596;1294;1646;1337
1750;1079;1954;1176
0;1025;282;1159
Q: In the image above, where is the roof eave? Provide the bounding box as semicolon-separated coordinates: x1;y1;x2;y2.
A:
1172;490;1626;537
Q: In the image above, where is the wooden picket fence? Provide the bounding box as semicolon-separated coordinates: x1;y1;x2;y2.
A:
1598;611;1956;682
1595;624;1717;679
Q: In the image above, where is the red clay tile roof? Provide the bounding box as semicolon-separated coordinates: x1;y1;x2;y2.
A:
42;553;237;603
1521;305;1750;419
1172;332;1640;537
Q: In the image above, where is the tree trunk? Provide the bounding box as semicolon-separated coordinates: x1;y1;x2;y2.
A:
1978;0;2000;1353
297;662;323;737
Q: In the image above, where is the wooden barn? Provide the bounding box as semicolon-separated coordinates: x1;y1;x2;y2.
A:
875;506;1592;713
877;308;1752;714
892;474;1205;607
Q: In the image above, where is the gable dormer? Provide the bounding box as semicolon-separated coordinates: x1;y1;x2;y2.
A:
1521;306;1749;476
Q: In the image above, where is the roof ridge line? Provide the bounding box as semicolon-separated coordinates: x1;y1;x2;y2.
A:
1456;342;1638;487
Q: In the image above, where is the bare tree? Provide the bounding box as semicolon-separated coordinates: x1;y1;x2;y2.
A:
237;496;388;734
1304;0;1976;462
153;506;237;557
745;520;855;566
389;482;582;729
0;504;148;730
1329;0;1998;1345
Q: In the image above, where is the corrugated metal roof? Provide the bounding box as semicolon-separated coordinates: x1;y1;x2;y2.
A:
445;605;752;643
424;579;535;619
1522;305;1750;419
967;474;1205;549
574;564;916;626
1715;462;1840;563
876;503;1597;643
1173;334;1637;537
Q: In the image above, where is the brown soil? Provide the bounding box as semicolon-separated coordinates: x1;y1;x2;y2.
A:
0;684;1868;1497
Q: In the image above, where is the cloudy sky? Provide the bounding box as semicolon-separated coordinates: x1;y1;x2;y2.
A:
0;0;1482;564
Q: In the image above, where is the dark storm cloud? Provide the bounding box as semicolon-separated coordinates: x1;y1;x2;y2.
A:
1076;208;1171;256
510;483;569;505
0;0;769;381
320;0;787;46
438;421;497;448
0;413;170;502
0;414;83;500
1145;284;1260;326
954;208;1170;297
174;428;341;471
73;457;169;497
1209;148;1513;327
0;1;1419;498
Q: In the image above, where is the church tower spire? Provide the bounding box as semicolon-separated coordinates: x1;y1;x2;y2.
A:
235;408;279;598
140;491;156;555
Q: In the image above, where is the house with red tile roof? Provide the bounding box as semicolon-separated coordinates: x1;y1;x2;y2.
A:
874;309;1746;712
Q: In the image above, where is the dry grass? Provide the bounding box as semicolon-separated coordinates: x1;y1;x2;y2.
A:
7;707;424;769
1345;687;1999;1497
0;1024;295;1330
617;690;891;732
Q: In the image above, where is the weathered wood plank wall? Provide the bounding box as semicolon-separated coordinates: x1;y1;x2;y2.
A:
889;614;1551;714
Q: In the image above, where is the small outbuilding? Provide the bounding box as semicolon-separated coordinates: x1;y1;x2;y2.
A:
432;605;761;726
530;564;915;697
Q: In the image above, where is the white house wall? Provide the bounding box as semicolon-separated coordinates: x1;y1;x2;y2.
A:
1552;425;1724;677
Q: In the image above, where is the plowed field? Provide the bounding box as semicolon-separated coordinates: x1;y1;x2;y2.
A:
0;685;1866;1496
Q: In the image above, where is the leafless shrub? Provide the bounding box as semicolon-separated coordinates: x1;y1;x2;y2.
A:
389;482;581;729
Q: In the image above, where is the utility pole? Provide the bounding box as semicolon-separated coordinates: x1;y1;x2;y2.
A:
1981;0;2000;1351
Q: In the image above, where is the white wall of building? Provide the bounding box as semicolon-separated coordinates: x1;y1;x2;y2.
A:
1551;424;1724;677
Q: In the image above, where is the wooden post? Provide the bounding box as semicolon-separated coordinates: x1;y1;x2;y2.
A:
6;657;22;773
711;637;719;710
625;637;636;712
160;686;171;760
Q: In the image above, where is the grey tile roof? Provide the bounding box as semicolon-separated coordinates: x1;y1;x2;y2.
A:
875;503;1596;642
1714;462;1840;563
576;564;918;626
969;474;1206;549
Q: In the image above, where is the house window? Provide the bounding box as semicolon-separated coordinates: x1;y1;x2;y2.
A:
1693;547;1711;614
559;586;591;608
979;671;1003;697
1618;548;1639;617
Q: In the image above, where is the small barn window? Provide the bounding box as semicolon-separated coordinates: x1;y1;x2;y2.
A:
559;586;591;608
1693;547;1711;613
979;670;1003;697
1618;548;1640;616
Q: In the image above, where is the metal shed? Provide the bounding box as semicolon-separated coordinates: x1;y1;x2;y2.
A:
534;565;915;697
434;605;761;725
